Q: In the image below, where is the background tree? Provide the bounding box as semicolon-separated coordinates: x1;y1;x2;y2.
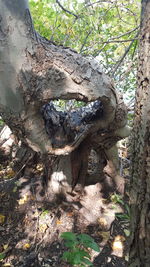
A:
129;0;150;266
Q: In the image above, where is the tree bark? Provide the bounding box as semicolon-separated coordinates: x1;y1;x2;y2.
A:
0;0;129;194
129;1;150;266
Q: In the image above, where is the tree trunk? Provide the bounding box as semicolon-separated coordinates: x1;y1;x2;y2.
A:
0;0;129;195
129;1;150;266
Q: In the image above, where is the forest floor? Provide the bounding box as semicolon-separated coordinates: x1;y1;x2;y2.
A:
0;127;130;267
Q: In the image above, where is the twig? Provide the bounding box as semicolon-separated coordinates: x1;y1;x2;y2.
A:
115;3;137;26
109;26;140;40
122;4;139;22
80;29;93;53
0;138;8;146
100;38;138;44
111;31;139;77
80;27;139;55
85;0;114;8
56;0;79;19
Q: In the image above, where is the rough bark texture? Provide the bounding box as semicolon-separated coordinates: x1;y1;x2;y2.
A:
129;1;150;266
0;0;129;195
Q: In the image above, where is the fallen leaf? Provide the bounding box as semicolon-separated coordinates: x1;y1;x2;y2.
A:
99;231;110;241
67;212;74;217
111;235;124;257
0;214;5;224
5;168;15;178
18;194;30;205
23;243;31;250
125;253;129;261
34;211;39;217
124;229;130;237
36;164;43;172
56;220;62;225
98;217;108;228
39;223;47;233
3;244;8;250
12;186;17;193
30;195;35;200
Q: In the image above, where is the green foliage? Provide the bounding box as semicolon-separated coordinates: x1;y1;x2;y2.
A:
29;0;141;105
61;232;100;266
53;99;86;111
29;0;140;56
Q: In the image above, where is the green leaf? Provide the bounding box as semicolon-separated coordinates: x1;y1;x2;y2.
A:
61;232;77;242
72;250;82;265
0;253;5;260
78;234;94;243
40;209;49;218
86;241;100;252
62;251;71;261
64;240;77;248
78;234;100;252
116;213;130;221
82;257;93;266
62;247;92;266
62;250;81;265
78;249;91;259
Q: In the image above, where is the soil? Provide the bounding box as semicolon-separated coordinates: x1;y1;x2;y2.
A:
0;143;130;267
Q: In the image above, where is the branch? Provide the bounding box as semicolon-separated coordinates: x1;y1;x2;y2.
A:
109;26;140;40
123;5;139;22
115;3;137;26
81;26;139;55
56;0;79;19
85;1;114;8
100;38;138;44
111;31;139;77
80;29;93;53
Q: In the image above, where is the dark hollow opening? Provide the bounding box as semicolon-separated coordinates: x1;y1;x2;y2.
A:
41;99;103;148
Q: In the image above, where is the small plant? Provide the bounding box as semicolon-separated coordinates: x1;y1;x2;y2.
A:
110;193;124;205
116;203;130;222
40;208;49;218
0;252;5;261
116;212;130;222
61;232;100;267
0;118;4;127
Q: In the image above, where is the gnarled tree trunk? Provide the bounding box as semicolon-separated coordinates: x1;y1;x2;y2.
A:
0;0;129;196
